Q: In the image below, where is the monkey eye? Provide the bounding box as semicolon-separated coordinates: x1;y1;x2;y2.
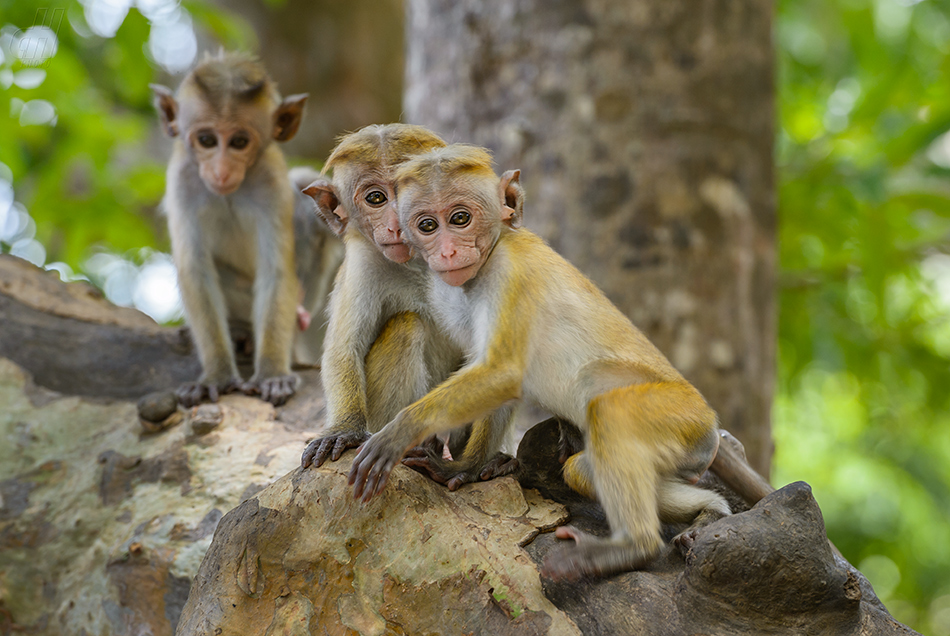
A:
417;218;438;234
230;134;249;150
449;209;472;227
365;190;387;206
197;133;217;148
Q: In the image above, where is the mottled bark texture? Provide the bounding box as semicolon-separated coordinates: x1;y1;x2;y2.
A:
405;0;776;474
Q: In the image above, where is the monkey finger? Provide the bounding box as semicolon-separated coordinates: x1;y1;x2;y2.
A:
313;438;335;467
554;525;587;543
479;453;520;481
349;445;373;493
331;438;349;462
301;439;319;469
447;474;474;491
363;459;394;502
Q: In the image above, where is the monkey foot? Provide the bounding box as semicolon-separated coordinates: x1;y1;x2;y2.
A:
403;434;451;461
672;528;699;560
301;430;371;469
241;374;299;406
541;526;657;582
176;378;241;408
402;451;520;491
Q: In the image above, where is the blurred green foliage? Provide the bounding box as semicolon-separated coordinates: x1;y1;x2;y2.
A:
776;0;950;631
0;0;251;267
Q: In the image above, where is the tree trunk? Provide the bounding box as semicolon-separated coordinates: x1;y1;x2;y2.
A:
216;0;405;162
405;0;776;474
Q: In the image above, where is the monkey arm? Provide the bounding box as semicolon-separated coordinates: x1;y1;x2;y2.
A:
240;191;299;405
348;358;524;501
301;256;387;469
167;199;241;406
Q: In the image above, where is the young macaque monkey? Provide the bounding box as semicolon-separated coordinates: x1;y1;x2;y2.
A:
299;125;519;488
151;51;312;407
298;124;453;466
349;144;731;581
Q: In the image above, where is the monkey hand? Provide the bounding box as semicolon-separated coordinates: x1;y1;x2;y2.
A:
402;451;520;491
301;428;371;469
176;377;241;408
241;374;299;406
541;526;657;582
348;426;409;503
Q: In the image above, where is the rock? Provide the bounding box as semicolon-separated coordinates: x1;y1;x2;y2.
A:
177;420;920;636
177;460;579;636
138;390;183;433
0;358;319;636
188;403;225;436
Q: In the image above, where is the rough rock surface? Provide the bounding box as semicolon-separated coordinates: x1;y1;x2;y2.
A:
177;462;575;636
0;358;321;635
177;418;919;636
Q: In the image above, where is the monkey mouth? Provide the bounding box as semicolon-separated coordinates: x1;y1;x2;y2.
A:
378;241;412;264
434;263;479;286
207;182;241;196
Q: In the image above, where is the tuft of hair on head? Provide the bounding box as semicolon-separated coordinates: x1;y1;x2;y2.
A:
184;50;279;108
393;144;496;190
323;124;447;175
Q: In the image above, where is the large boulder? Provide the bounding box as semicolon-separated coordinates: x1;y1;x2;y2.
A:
176;419;919;636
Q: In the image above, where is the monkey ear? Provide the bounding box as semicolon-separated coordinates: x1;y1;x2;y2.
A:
274;93;308;142
149;84;179;137
302;178;348;236
499;169;524;229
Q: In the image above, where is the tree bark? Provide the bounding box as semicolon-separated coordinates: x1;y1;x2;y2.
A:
216;0;405;162
404;0;776;474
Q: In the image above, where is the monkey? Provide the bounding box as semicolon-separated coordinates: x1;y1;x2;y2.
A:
215;166;345;367
347;144;732;581
151;51;313;407
298;125;520;488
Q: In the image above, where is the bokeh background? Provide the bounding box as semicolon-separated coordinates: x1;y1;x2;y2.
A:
2;0;950;632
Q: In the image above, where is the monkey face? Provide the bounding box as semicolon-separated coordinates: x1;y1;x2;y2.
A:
351;180;411;263
188;124;262;196
396;150;524;286
401;190;500;286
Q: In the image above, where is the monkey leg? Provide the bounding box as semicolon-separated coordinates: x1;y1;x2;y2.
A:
302;312;430;470
175;256;242;407
561;451;596;499
243;216;299;406
544;381;717;580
